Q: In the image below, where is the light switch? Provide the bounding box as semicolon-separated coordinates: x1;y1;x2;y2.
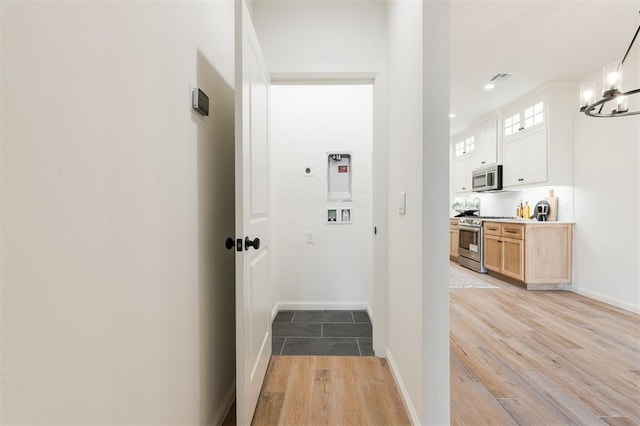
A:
399;192;406;215
306;230;315;243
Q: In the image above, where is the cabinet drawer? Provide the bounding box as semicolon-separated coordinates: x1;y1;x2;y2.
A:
450;219;459;229
501;224;524;240
484;222;501;236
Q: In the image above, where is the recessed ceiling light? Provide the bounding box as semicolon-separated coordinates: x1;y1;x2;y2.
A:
485;83;495;90
449;113;456;118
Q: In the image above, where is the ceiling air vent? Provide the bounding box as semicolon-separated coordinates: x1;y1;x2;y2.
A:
489;73;515;82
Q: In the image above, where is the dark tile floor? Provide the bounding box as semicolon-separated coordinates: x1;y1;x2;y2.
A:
272;310;373;356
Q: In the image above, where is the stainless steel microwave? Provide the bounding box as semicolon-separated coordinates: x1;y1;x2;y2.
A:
472;164;502;192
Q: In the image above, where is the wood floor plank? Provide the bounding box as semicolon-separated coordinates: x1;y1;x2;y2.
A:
497;397;548;425
599;416;636;426
379;358;413;425
517;368;607;425
451;407;488;426
453;380;517;425
252;392;285;426
261;356;290;393
277;356;315;425
308;357;336;426
334;357;368;426
450;347;478;384
358;357;410;425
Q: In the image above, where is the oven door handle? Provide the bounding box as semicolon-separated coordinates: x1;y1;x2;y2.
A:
458;225;481;232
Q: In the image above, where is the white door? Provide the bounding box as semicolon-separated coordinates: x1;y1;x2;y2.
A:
235;1;271;424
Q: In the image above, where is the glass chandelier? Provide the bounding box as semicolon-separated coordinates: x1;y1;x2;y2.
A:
579;11;639;117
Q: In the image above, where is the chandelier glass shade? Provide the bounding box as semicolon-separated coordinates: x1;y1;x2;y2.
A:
579;13;640;118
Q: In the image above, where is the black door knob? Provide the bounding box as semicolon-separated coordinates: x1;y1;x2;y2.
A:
245;237;260;250
225;237;234;250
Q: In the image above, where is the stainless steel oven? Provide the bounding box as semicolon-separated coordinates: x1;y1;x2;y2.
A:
458;218;486;273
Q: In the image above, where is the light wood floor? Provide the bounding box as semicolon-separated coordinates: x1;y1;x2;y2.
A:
450;262;640;425
247;263;639;425
252;356;411;425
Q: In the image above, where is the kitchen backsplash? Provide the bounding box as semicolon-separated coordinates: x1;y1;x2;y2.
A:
452;186;574;221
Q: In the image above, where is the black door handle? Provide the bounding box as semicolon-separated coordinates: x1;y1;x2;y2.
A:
245;237;260;250
225;237;234;250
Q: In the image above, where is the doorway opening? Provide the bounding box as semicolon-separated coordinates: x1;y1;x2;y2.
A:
268;83;377;356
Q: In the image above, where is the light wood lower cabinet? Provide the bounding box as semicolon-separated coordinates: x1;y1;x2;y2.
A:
502;237;524;280
483;235;502;272
483;223;525;281
483;221;573;289
450;219;459;260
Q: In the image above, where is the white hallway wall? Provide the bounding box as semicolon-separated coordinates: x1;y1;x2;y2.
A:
270;85;373;308
387;0;451;423
386;0;424;420
572;45;640;312
1;1;236;424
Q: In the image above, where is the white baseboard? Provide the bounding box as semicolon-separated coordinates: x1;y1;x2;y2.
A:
385;349;420;426
273;301;371;314
569;286;640;314
208;380;236;426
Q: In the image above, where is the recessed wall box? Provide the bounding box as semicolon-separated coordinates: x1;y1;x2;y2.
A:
327;207;352;224
192;88;209;116
327;153;352;201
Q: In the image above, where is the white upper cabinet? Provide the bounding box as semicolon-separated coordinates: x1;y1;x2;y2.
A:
501;83;575;189
502;100;547;187
503;124;547;187
453;152;475;193
450;83;574;194
451;134;476;193
452;115;497;194
472;119;498;169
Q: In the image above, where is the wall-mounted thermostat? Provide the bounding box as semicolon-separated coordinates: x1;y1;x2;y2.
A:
327;153;351;201
327;207;352;224
192;88;209;116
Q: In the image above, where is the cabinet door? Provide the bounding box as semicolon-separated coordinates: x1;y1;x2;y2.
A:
463;154;475;192
502;237;524;280
522;125;547;185
453;156;466;193
483;235;502;273
453;154;474;193
450;229;459;258
474;120;498;168
502;134;524;187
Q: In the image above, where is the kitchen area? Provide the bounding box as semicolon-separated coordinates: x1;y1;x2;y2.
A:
448;3;638;314
449;82;578;291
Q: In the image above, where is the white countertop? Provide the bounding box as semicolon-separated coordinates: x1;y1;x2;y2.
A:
451;217;574;225
479;219;575;225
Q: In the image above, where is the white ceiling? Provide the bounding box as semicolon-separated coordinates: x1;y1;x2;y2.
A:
450;0;640;135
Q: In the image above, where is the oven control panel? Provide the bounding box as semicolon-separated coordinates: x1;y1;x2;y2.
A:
459;218;483;227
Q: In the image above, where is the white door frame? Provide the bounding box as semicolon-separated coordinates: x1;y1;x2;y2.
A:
269;72;389;357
